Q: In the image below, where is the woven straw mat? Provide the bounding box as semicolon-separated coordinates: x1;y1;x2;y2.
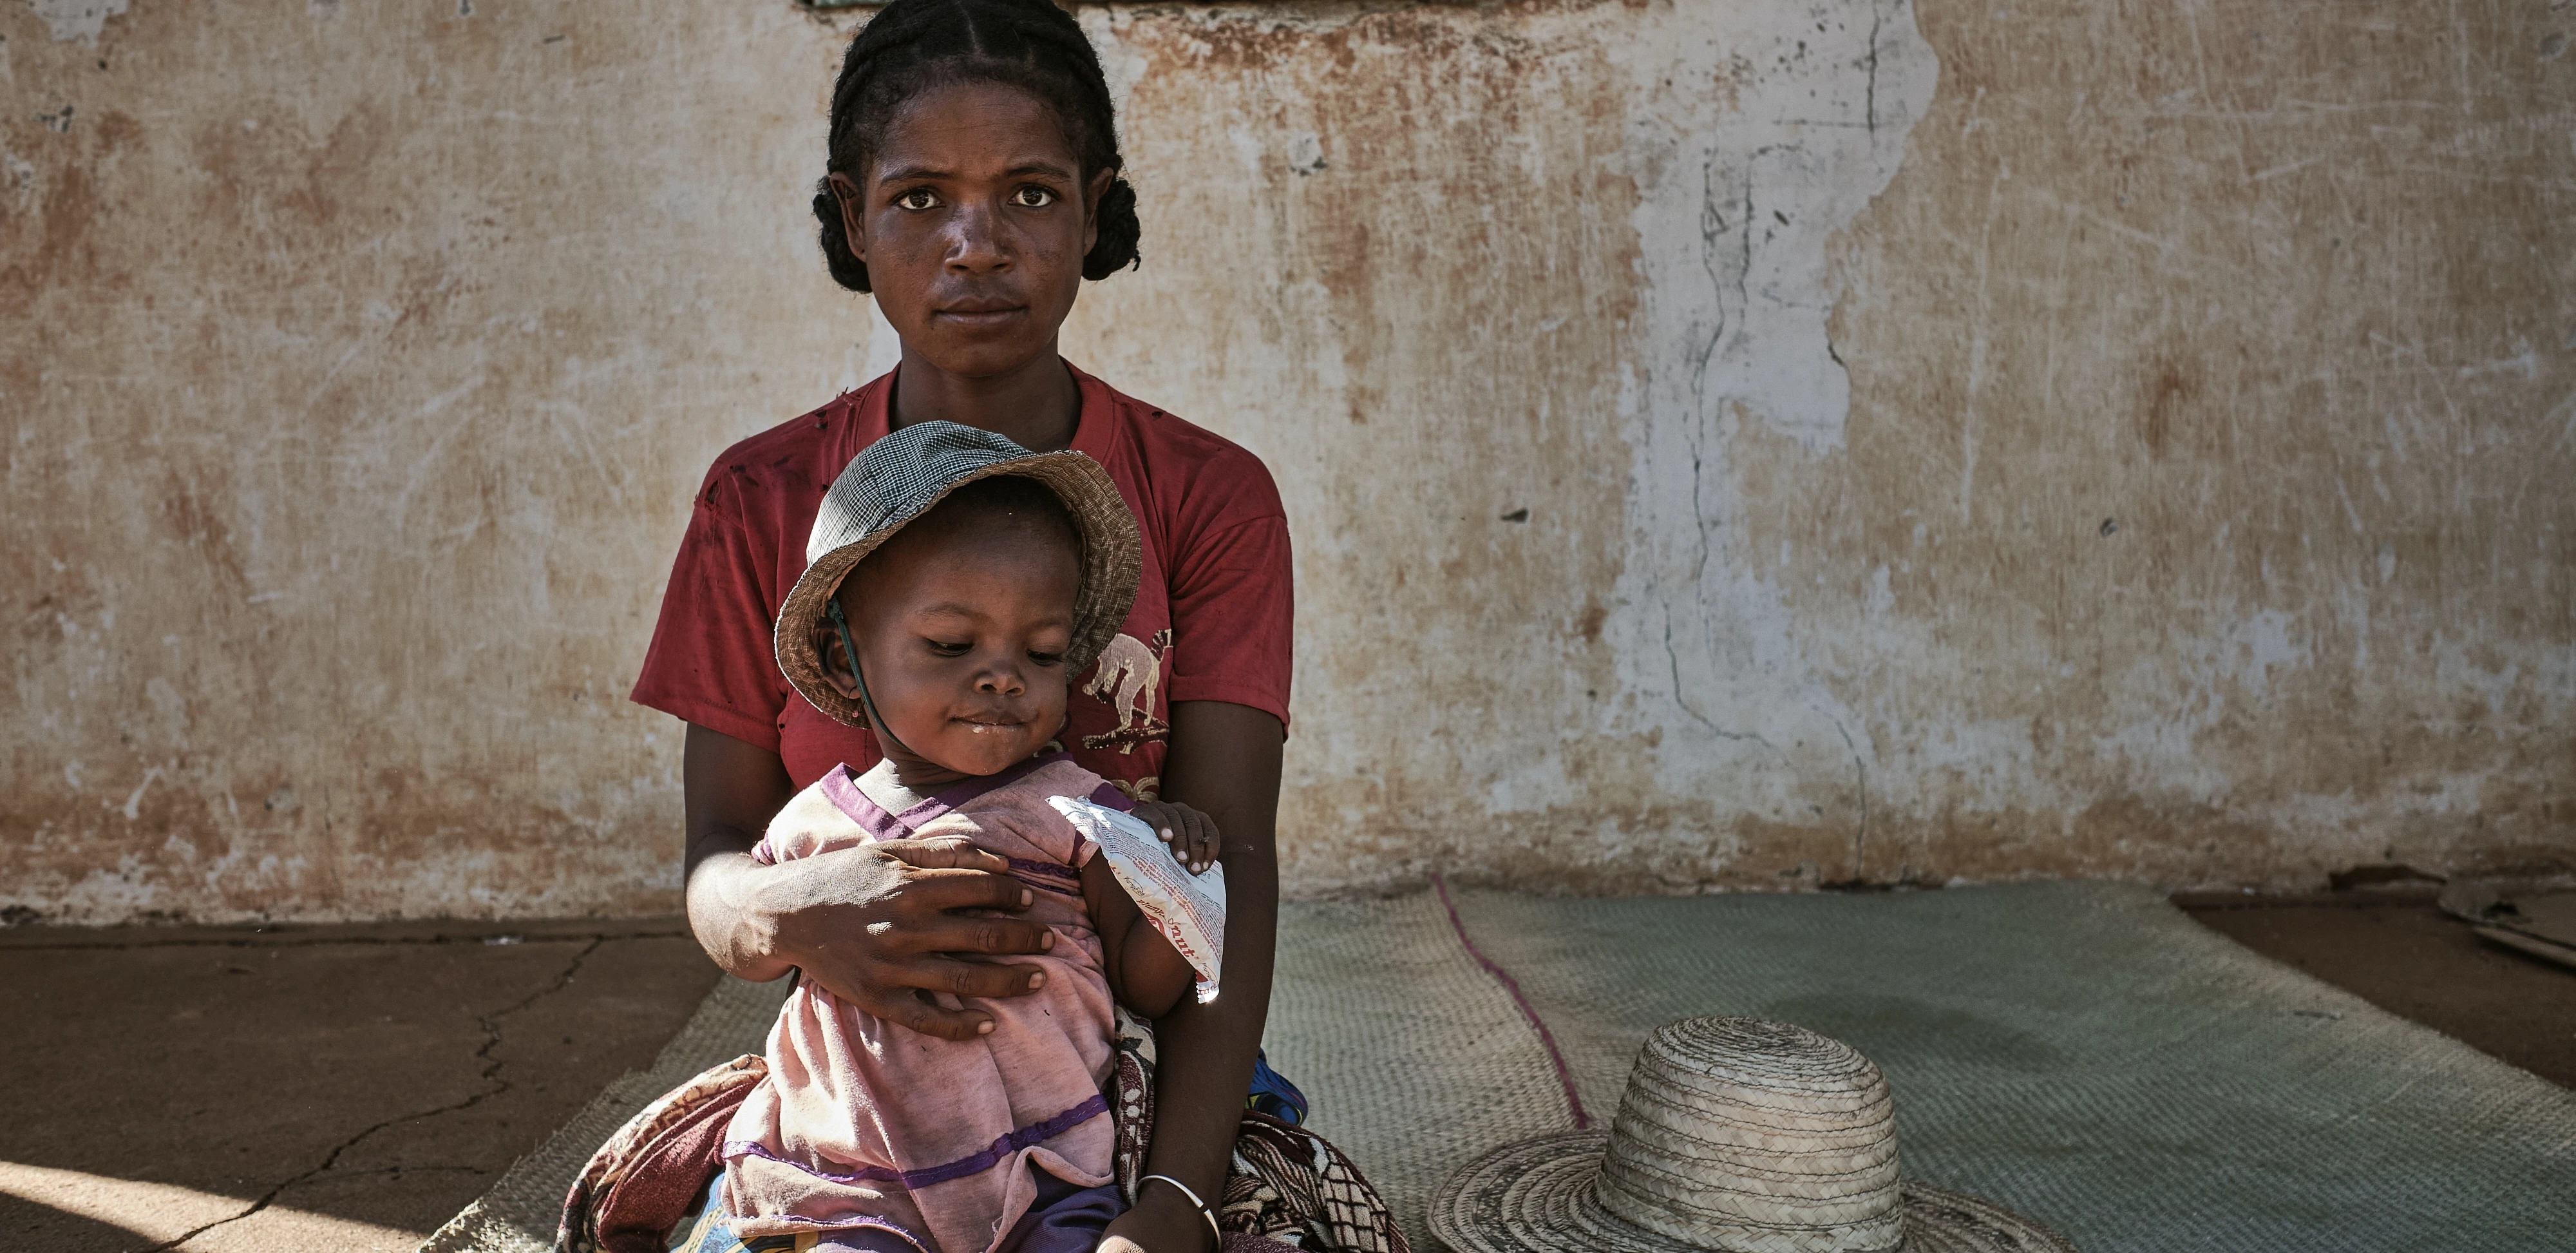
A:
419;882;2576;1253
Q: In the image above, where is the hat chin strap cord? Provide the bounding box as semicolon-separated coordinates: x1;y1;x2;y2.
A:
826;598;918;762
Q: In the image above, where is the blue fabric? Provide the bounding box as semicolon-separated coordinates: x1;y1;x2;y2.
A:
1246;1048;1309;1125
998;1167;1122;1253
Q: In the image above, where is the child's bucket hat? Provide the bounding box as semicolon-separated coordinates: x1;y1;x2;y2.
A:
1432;1017;2078;1253
774;419;1142;729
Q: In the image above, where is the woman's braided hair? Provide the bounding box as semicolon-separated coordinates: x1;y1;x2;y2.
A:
815;0;1141;292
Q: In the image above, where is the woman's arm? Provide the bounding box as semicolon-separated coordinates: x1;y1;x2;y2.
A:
1101;700;1284;1253
681;725;1059;1039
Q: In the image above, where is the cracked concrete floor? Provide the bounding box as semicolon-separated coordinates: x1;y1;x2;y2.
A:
2179;892;2575;1088
0;918;721;1252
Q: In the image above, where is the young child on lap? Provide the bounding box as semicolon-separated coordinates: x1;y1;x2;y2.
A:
721;421;1224;1253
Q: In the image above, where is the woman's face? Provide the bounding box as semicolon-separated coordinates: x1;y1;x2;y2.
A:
834;81;1113;381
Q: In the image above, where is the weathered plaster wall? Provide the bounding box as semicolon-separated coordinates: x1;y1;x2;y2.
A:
3;0;2568;921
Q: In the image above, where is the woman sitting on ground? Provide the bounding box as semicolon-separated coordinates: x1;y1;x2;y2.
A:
626;2;1381;1249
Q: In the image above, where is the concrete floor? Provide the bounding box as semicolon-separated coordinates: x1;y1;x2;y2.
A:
1;893;2566;1252
2178;892;2576;1087
0;919;719;1252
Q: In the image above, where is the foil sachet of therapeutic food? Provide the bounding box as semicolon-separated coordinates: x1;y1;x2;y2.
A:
1048;795;1226;1003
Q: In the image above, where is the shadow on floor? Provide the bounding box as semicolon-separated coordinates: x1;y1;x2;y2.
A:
0;918;721;1252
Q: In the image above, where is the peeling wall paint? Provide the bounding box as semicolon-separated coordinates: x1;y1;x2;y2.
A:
23;0;129;44
1;0;2569;922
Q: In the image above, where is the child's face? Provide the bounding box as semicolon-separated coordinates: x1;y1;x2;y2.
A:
824;505;1080;785
832;80;1113;382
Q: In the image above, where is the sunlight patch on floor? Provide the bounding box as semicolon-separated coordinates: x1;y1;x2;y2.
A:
0;1160;418;1250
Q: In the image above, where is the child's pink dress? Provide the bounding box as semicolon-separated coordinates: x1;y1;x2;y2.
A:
721;754;1138;1252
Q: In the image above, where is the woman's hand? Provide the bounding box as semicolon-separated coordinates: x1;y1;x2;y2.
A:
1130;798;1220;874
1097;1185;1216;1253
756;836;1063;1039
681;725;1057;1041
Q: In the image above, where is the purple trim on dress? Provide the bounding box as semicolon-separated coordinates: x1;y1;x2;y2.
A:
727;1139;904;1185
1085;783;1136;812
819;761;1088;894
826;754;1079;838
902;1091;1110;1187
1008;857;1081;883
895;752;1071;829
723;1091;1110;1192
820;765;912;843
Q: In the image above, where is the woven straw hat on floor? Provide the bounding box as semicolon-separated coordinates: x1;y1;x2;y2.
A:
774;419;1141;729
1431;1018;2077;1253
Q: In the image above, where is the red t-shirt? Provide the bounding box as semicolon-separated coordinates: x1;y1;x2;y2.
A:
631;363;1291;799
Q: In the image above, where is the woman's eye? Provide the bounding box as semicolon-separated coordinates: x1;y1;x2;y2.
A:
1028;650;1065;667
927;640;971;656
1010;186;1057;208
895;188;939;211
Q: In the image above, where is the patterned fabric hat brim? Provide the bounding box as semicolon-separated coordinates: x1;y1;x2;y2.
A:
1430;1132;2078;1253
774;425;1142;731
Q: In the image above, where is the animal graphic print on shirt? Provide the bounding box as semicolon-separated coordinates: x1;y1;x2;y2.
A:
1081;629;1171;756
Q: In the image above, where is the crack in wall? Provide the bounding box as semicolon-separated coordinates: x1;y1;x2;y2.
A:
138;937;607;1251
1656;147;1795;752
1866;6;1882;134
1664;159;1730;736
1826;714;1871;880
1604;0;1929;865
